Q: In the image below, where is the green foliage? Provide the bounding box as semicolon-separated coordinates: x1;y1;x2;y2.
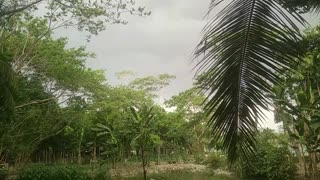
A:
129;74;176;96
0;51;15;121
193;154;205;164
203;152;227;170
129;105;157;148
240;130;296;180
278;0;320;13
87;164;111;180
91;169;111;180
1;0;150;36
165;88;210;157
273;26;320;178
18;165;91;180
166;88;205;116
0;5;205;170
0;12;110;164
0;1;216;179
0;167;8;180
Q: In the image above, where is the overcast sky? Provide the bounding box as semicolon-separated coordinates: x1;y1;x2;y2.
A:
56;0;320;130
57;0;210;98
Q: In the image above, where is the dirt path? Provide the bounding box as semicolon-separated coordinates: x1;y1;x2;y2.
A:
110;163;231;177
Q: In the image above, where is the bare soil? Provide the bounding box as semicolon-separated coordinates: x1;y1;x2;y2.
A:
110;162;231;177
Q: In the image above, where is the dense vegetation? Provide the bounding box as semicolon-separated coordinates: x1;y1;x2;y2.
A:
0;3;213;180
0;0;320;180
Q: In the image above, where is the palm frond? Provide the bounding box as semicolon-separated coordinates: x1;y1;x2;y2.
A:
195;0;305;162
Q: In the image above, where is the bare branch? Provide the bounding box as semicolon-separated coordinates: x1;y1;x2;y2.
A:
15;97;56;109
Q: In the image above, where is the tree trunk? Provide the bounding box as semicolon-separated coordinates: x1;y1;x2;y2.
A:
293;142;306;178
45;150;48;164
309;151;319;179
77;128;84;164
141;146;147;180
157;146;160;164
77;146;81;164
93;140;97;163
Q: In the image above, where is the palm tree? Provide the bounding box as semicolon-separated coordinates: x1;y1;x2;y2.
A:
194;0;315;163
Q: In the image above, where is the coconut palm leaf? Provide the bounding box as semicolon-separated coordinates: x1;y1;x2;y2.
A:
195;0;305;162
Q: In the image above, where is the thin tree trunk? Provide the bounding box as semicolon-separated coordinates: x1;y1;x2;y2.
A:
77;128;84;164
93;140;97;163
309;151;318;179
157;146;160;164
141;146;147;180
45;150;48;164
77;147;81;164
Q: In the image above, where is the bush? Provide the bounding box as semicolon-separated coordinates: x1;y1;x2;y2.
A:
88;165;111;180
92;169;110;180
203;152;227;170
193;154;205;164
0;167;8;180
241;130;296;180
17;165;91;180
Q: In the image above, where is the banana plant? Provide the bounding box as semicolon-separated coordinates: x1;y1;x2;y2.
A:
273;29;320;177
92;123;120;168
128;105;156;180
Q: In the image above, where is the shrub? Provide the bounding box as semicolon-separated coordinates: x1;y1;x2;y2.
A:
194;154;205;164
17;165;91;180
179;153;190;163
241;129;296;180
0;167;8;180
203;152;227;170
88;165;111;180
92;169;110;180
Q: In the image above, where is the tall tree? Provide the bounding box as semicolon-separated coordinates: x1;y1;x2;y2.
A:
129;74;176;97
0;0;149;115
166;88;211;155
